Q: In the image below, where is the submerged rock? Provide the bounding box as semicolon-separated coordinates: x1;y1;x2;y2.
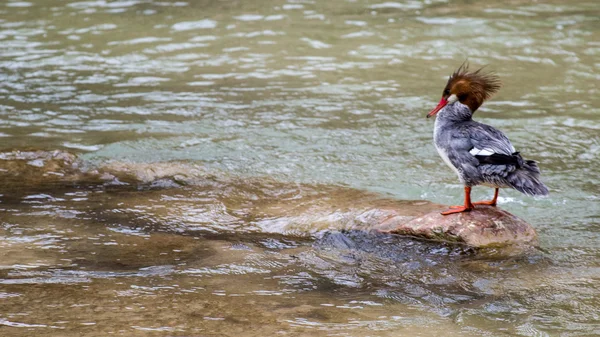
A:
377;206;538;248
0;149;538;250
0;150;92;188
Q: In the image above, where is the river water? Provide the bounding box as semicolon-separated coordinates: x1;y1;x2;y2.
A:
1;0;599;336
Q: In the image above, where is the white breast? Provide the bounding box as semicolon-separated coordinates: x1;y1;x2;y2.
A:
435;143;464;182
433;117;463;182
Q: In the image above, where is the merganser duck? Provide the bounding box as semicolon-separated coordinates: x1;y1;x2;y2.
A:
426;63;548;215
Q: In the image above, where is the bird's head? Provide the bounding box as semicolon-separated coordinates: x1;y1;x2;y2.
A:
426;63;502;118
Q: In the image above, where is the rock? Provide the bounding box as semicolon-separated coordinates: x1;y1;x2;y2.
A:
377;206;538;248
0;150;96;188
0;149;539;250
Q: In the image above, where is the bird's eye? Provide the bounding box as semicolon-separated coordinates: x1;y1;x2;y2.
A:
443;89;450;96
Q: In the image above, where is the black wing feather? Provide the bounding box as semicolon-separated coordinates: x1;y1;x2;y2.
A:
475;152;524;167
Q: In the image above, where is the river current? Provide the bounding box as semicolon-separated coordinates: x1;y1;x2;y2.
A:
1;0;599;336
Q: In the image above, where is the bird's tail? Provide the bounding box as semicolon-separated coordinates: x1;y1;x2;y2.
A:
507;160;549;196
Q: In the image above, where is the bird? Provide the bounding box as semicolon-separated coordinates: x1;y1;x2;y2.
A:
426;63;548;215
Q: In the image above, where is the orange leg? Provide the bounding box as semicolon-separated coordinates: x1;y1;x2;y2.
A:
441;186;474;215
473;188;499;206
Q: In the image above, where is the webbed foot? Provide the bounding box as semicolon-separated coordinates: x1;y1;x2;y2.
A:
441;206;473;215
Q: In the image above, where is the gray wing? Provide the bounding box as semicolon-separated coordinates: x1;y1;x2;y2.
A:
440;121;546;193
462;122;516;157
458;122;523;184
441;121;521;186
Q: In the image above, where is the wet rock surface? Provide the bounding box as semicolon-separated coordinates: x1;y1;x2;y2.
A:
0;150;81;180
0;150;538;250
377;206;538;248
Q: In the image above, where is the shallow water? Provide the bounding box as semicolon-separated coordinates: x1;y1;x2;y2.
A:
1;0;599;336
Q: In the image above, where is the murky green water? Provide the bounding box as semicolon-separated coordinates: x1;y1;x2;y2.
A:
1;0;599;336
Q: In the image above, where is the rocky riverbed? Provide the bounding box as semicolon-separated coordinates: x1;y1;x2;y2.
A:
1;150;539;251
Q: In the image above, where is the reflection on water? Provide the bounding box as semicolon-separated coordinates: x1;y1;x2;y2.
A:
0;0;599;336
